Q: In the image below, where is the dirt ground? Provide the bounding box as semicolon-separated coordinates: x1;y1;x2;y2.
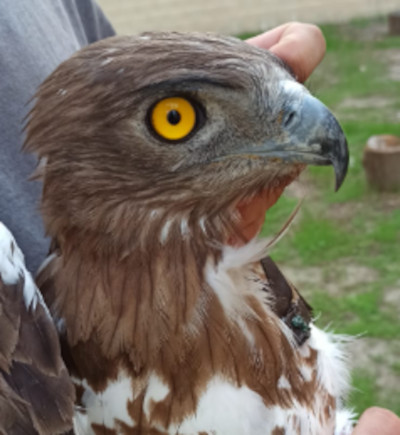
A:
385;48;400;81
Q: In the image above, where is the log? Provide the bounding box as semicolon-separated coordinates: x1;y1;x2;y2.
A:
388;11;400;35
363;135;400;191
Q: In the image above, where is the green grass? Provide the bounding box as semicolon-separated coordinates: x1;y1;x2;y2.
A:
311;290;400;339
349;372;379;414
392;362;400;375
259;16;400;416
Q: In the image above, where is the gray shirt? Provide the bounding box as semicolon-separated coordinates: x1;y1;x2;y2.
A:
0;0;115;273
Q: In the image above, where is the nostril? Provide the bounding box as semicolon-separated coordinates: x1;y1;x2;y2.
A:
283;110;297;128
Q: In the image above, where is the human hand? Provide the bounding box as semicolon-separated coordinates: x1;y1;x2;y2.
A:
351;407;400;435
246;22;326;83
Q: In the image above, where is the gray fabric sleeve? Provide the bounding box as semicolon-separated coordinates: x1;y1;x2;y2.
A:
64;0;116;43
0;0;116;273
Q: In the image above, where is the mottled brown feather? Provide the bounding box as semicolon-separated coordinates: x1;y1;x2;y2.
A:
0;271;75;434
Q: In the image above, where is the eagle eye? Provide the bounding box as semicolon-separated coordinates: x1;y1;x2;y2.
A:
149;97;200;142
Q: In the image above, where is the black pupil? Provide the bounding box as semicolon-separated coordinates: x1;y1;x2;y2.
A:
167;110;181;125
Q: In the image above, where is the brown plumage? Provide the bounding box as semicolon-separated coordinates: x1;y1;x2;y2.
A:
0;223;74;434
22;32;351;433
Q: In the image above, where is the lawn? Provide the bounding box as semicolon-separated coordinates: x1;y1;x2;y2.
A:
260;17;400;416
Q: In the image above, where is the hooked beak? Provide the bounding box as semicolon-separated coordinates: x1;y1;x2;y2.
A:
275;94;349;191
226;92;349;191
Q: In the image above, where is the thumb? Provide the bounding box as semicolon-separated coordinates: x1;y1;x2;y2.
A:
352;408;400;435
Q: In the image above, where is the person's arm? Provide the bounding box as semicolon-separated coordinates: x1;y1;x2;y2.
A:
64;0;116;44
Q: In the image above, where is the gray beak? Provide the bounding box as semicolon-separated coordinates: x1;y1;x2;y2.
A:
277;94;349;191
225;91;349;191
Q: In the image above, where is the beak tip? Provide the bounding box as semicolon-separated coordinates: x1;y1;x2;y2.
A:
334;177;343;192
334;165;347;192
283;94;350;192
333;139;349;192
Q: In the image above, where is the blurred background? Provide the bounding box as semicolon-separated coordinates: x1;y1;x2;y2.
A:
97;0;399;35
97;0;400;420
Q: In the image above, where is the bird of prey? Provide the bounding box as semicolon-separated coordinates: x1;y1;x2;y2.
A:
1;32;354;434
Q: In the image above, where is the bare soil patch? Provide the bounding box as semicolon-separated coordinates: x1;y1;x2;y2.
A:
382;282;400;317
344;21;388;42
349;337;400;395
338;96;392;110
384;49;400;81
281;261;378;299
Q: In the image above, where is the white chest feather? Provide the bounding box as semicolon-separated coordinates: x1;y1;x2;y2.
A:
73;241;354;434
74;329;353;435
73;376;136;433
175;327;353;435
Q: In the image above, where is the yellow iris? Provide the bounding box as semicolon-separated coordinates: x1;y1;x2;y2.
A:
151;97;196;141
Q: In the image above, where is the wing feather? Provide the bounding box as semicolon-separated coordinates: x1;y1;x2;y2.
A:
0;222;74;434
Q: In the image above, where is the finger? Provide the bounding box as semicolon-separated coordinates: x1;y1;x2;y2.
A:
352;407;400;435
246;23;294;49
247;22;326;83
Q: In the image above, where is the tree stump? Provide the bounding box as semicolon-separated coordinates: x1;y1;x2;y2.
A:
388;11;400;35
363;135;400;191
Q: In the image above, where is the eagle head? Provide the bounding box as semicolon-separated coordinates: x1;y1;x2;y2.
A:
25;33;348;251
